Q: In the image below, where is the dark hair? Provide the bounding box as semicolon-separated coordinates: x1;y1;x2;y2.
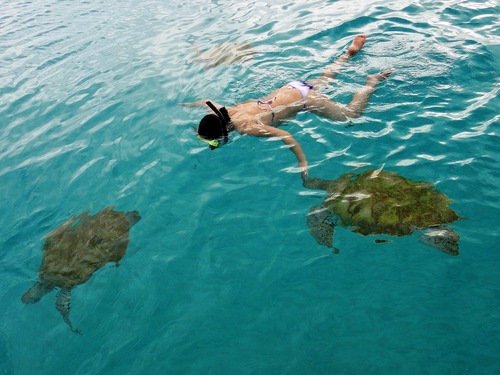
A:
198;114;225;140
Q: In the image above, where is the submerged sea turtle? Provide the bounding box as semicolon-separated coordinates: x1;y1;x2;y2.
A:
193;42;255;69
304;169;461;256
22;206;141;333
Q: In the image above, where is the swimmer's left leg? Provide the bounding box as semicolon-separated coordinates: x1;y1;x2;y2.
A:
309;34;367;88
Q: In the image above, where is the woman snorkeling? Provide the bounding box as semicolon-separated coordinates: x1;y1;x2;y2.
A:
185;34;393;182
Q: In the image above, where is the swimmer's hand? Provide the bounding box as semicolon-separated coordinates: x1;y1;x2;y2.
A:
301;169;308;184
180;100;205;107
300;162;308;184
180;100;222;110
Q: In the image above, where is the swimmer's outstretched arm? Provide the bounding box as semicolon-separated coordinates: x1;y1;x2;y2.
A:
181;99;223;111
238;121;308;182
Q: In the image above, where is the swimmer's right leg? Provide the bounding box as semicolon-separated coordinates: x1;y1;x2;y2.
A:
307;68;394;121
309;34;366;88
345;68;394;118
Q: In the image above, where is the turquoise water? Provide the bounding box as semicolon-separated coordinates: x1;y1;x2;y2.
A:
1;0;499;373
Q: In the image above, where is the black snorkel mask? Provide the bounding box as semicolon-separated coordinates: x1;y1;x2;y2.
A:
197;101;233;150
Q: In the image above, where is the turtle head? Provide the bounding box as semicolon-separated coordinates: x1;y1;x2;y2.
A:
125;211;141;226
304;177;331;191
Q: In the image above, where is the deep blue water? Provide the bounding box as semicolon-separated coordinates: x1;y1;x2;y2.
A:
1;0;499;374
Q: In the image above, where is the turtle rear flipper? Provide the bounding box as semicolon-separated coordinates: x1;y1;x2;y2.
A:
56;288;81;334
307;206;335;248
21;280;54;304
419;226;460;256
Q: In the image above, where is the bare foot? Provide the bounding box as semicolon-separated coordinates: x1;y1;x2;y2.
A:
366;68;394;87
347;34;367;56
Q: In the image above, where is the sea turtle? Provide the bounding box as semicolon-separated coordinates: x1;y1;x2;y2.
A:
192;42;255;69
22;206;141;333
304;169;461;256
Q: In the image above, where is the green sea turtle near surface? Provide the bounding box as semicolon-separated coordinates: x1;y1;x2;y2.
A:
22;206;141;333
193;42;255;69
304;169;461;256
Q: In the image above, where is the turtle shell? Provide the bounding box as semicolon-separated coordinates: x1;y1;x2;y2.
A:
39;206;137;288
307;169;459;236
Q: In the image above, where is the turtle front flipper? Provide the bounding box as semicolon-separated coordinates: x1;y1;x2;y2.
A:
56;288;81;334
419;226;460;256
307;206;335;249
43;216;77;240
21;280;54;304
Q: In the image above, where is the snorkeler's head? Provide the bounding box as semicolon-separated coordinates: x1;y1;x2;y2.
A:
198;114;225;139
196;102;232;150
